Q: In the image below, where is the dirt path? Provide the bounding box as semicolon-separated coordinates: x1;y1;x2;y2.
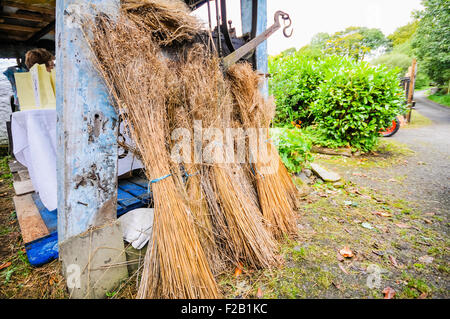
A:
325;91;450;215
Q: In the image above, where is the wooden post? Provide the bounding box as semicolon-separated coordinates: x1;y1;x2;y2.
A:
56;0;127;298
241;0;268;97
406;59;417;123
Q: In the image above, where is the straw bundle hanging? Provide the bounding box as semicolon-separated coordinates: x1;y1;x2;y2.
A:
122;0;201;45
176;47;279;269
84;15;218;299
227;63;299;239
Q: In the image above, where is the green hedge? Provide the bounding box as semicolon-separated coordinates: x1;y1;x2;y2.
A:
269;54;405;152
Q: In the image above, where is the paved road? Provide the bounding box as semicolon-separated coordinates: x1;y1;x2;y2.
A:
341;90;450;214
390;91;450;212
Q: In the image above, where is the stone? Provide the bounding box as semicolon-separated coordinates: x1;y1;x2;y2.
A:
303;169;312;178
310;163;341;182
59;220;128;299
295;171;310;184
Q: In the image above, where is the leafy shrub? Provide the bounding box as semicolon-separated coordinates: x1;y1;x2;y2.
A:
311;57;405;152
269;52;328;126
270;128;313;173
269;54;405;152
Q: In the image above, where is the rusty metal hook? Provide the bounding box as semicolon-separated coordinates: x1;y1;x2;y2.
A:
280;12;292;38
273;11;292;38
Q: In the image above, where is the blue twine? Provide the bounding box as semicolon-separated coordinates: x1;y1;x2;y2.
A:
147;173;172;194
147;170;199;194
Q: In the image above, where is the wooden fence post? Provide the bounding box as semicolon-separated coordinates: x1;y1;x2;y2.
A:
406;59;417;123
56;0;128;298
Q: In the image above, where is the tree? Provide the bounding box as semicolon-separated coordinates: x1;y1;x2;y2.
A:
412;0;450;86
323;27;388;61
310;32;330;50
388;20;419;47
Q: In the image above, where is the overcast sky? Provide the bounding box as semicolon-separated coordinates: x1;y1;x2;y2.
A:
193;0;423;55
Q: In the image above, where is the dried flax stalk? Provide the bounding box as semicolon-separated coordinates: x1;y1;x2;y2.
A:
177;48;279;269
122;0;201;45
84;15;218;299
227;63;299;238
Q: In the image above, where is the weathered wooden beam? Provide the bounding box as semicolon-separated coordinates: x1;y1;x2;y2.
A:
0;23;40;32
2;1;55;15
56;0;127;298
27;19;54;43
0;11;54;22
240;0;268;96
13;194;50;244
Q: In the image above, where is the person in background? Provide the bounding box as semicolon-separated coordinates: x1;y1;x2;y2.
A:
3;56;27;112
25;48;55;72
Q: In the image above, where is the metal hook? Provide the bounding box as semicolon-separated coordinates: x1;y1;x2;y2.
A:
273;11;293;38
281;13;293;38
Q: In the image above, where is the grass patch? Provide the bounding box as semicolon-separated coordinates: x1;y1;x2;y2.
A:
315;139;414;169
403;110;433;129
428;92;450;107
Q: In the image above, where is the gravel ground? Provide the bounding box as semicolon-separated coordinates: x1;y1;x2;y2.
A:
341;90;450;215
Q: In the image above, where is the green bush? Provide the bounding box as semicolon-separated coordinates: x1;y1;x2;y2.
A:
269;54;405;152
270;128;313;173
269;51;329;126
312;57;405;151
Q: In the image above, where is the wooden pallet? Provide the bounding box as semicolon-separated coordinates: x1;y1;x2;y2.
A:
9;160;151;266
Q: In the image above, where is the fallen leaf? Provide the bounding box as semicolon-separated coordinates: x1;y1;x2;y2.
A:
339;246;354;258
423;218;432;224
418;292;428;299
256;287;263;299
389;255;400;268
383;286;396;299
361;222;374;230
338;263;349;274
336;252;344;262
395;223;410;229
0;262;12;270
372;211;392;218
418;255;434;264
234;263;243;277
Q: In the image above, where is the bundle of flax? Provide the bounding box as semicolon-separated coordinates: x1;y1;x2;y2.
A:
82;0;300;299
84;15;218;299
175;47;279;269
227;63;299;239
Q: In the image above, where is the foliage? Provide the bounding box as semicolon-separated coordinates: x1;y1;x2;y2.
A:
388;20;419;47
322;27;389;61
310;58;405;151
412;0;450;86
269;51;329;126
372;52;412;74
269;54;405;152
270;128;313;173
428;91;450;107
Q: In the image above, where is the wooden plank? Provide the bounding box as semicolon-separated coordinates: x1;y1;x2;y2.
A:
2;1;55;15
13;194;49;244
0;23;40;32
27;19;55;43
9;160;26;173
0;11;54;23
56;0;120;241
13;179;34;195
18;169;30;181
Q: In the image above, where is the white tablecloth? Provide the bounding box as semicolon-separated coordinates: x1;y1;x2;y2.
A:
11;109;143;211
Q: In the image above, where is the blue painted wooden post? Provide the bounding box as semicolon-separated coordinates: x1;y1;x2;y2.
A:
241;0;268;96
56;0;127;298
